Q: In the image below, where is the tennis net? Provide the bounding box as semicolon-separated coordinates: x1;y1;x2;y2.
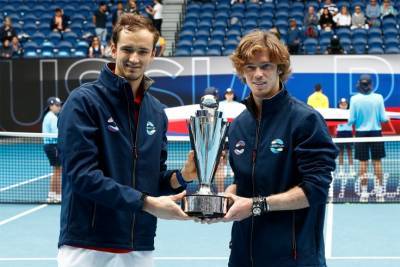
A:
1;132;400;204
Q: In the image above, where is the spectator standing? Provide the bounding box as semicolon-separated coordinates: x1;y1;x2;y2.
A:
0;39;13;58
366;0;381;27
11;36;23;58
336;98;355;177
351;5;369;30
42;97;63;203
93;1;108;45
112;1;125;27
307;83;329;108
0;17;17;42
155;35;166;56
146;0;163;35
319;7;336;31
333;6;352;28
348;74;388;202
50;8;71;33
88;36;105;58
218;88;246;119
380;0;398;19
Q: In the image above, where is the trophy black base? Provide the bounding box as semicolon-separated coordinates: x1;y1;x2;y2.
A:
181;194;230;219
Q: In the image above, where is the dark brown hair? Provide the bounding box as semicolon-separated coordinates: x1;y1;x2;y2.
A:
112;13;159;49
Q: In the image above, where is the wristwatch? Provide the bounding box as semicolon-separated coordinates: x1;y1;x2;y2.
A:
252;196;269;216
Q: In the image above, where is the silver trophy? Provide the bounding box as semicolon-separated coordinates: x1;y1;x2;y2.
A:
181;95;230;218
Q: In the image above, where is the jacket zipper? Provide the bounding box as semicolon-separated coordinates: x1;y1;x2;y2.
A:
292;211;297;260
91;204;97;228
126;88;141;247
250;119;261;267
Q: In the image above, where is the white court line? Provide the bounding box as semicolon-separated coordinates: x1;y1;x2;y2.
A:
0;173;52;192
1;256;400;261
325;202;334;258
0;204;48;226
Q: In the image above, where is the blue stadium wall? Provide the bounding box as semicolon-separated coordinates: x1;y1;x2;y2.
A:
1;55;400;132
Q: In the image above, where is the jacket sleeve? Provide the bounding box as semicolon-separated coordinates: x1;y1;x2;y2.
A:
158;110;183;195
58;90;145;212
294;112;339;206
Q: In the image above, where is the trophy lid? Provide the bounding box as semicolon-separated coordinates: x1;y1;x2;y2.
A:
200;94;218;110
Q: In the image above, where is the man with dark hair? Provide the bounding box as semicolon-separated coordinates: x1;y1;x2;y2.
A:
348;74;388;202
50;8;70;32
57;14;196;267
307;83;330;108
93;1;108;45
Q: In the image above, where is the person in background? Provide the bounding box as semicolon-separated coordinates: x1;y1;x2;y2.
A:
348;74;388;202
112;1;125;27
57;14;197;267
336;98;355;177
145;0;163;34
307;83;329;108
50;8;71;33
218;88;246;120
88;36;105;58
11;36;23;58
155;35;166;56
319;7;336;32
304;6;319;38
124;0;140;14
287;18;302;54
0;17;17;42
326;35;344;54
216;30;338;267
42;97;63;203
93;1;108;45
380;0;398;19
0;39;13;58
351;5;369;30
333;6;352;29
366;0;381;27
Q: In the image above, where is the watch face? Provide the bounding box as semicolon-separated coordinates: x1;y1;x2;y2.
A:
253;207;261;216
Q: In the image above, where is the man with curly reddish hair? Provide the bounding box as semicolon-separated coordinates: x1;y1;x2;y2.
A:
221;30;338;267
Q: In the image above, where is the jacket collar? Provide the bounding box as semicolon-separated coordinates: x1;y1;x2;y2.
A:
243;87;290;118
99;63;154;94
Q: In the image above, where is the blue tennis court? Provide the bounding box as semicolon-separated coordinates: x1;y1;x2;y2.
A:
1;135;400;266
0;203;400;267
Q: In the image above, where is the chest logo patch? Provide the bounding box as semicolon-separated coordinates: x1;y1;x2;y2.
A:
270;139;284;154
234;140;245;155
107;117;119;132
146;121;156;135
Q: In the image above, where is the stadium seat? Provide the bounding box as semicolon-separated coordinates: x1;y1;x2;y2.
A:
191;48;206;56
31;32;46;45
303;38;318;55
384;37;400;46
368;37;383;46
206;48;221;56
383;28;398;39
231;3;245;13
210;30;225;40
63;32;78;46
222;48;235;56
368;46;384;54
353;43;366;54
352;28;367;40
176;39;192;49
41;41;55;57
382;17;397;29
23;41;39;57
22;14;38;26
339;37;352;53
259;19;273;29
368;27;382;38
208;38;223;50
179;30;195;41
202;3;215;13
175;48;191;56
18;5;31;17
193;39;208;50
47;32;62;45
385;46;400;54
23;23;38;36
71;14;86;25
337;28;352;39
